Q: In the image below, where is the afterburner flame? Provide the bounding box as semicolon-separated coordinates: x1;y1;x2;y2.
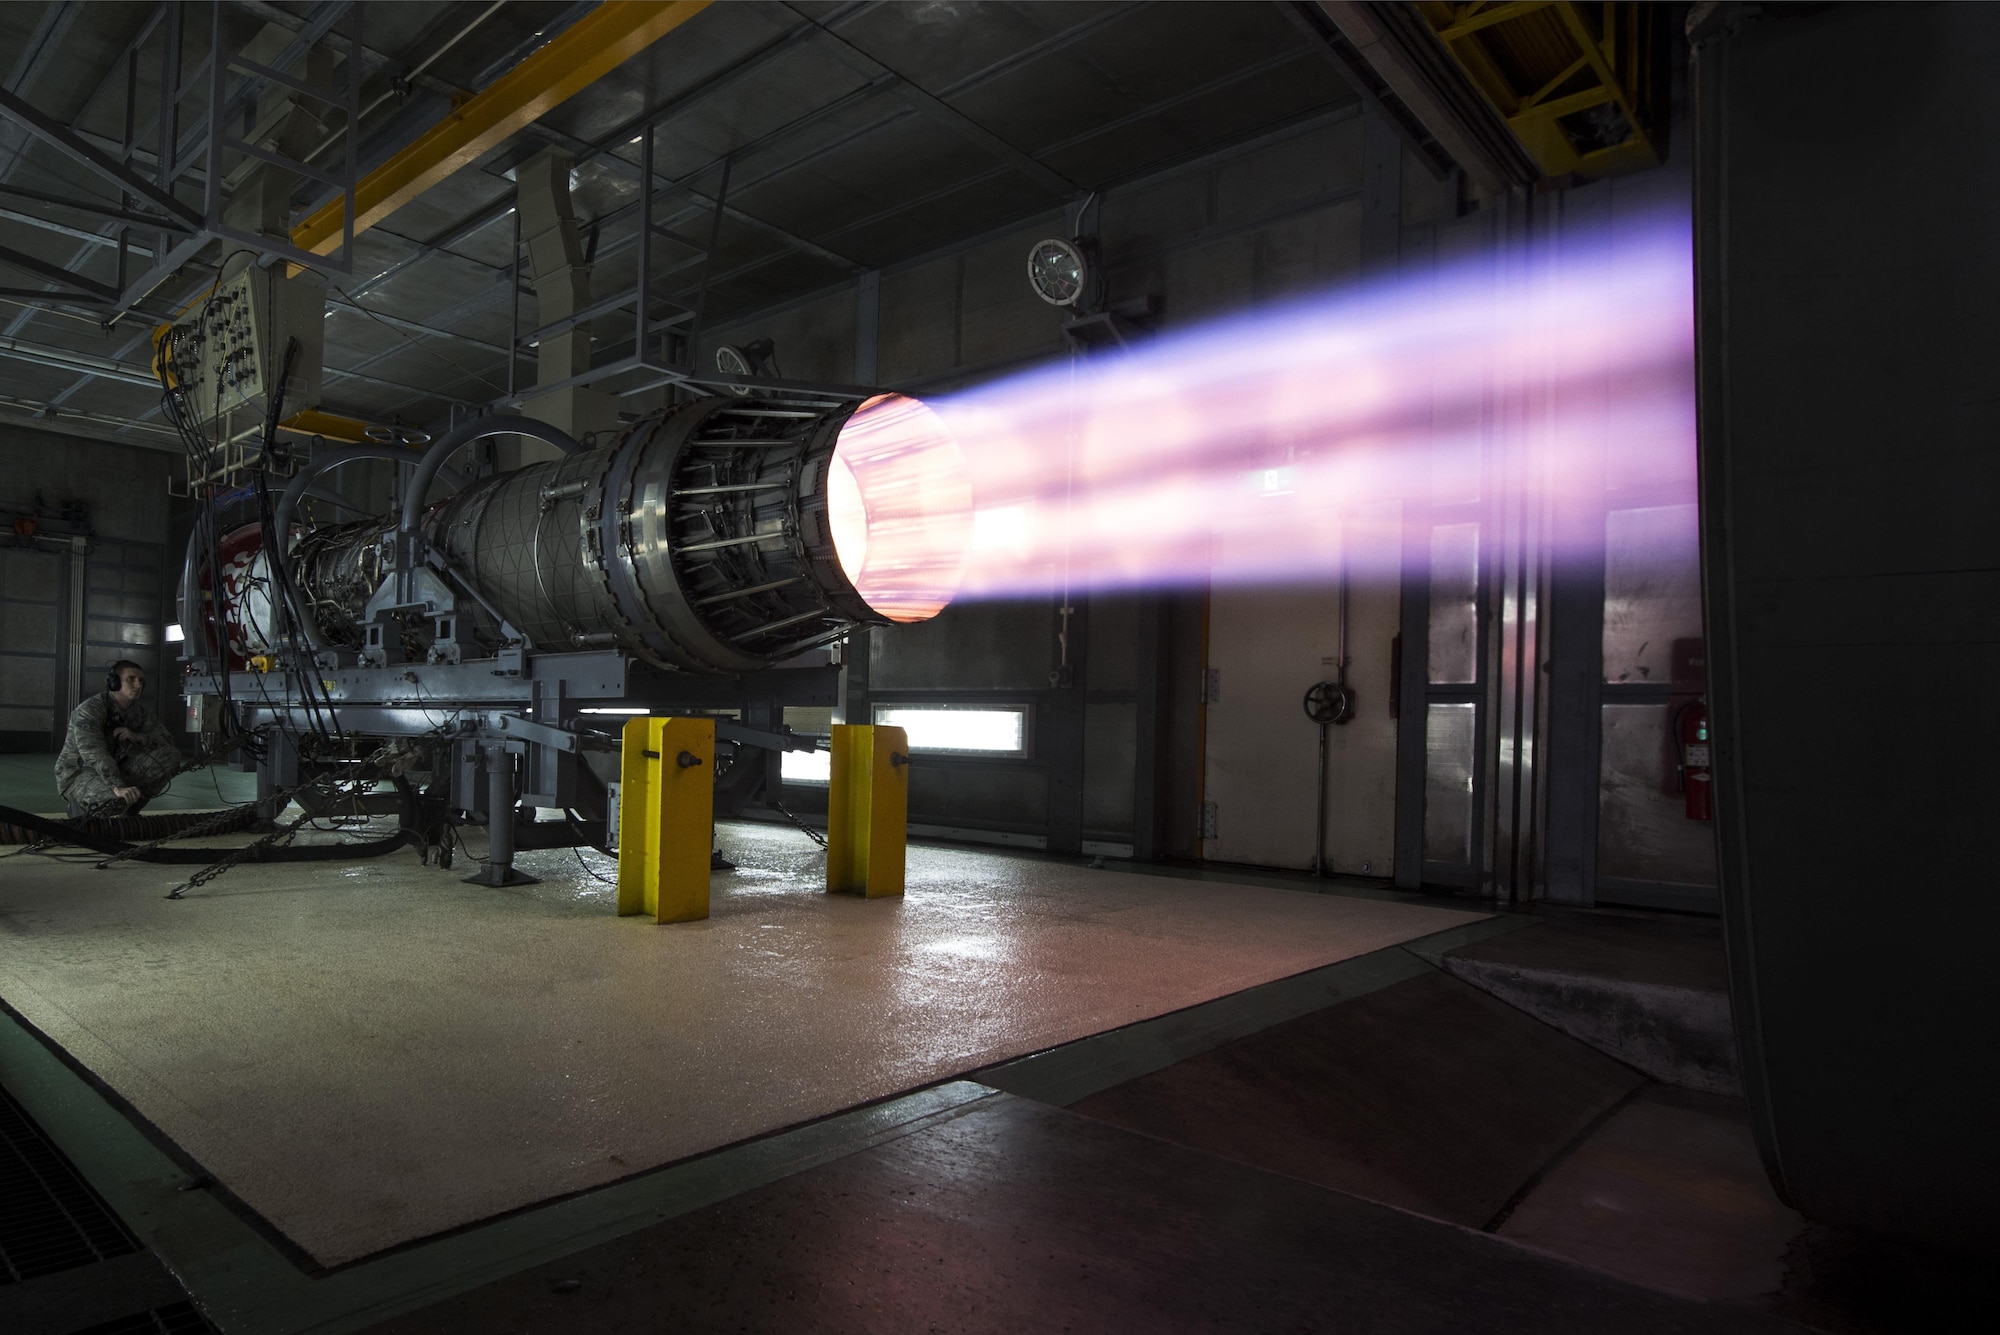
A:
830;216;1694;615
830;393;973;622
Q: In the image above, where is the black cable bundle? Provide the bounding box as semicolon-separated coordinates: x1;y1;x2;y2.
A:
249;334;346;755
156;258;265;766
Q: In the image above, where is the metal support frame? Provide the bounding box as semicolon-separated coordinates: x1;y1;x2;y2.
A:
289;0;712;259
5;0;1308;434
492;115;889;413
187;647;836;868
163;0;1165;422
464;744;539;887
1393;510;1430;889
0;86;201;229
201;1;363;275
0;1;364;315
280;0;1143;417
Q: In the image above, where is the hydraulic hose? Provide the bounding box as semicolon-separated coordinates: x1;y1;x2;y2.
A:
0;802;412;864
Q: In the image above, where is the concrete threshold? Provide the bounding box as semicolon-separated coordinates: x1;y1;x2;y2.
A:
976;914;1527;1106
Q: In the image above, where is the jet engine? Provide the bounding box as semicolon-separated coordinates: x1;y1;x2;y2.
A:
210;392;969;672
180;392;971;878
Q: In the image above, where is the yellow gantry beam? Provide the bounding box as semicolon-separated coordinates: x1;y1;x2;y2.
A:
276;409;380;443
290;0;712;259
1416;1;1664;181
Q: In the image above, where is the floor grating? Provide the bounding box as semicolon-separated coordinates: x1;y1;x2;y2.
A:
0;1082;142;1283
69;1302;218;1334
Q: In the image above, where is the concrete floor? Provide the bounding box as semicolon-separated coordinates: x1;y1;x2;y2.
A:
367;1090;1806;1335
1058;959;1808;1312
0;818;1482;1266
8;883;1968;1335
1067;968;1645;1229
1497;1084;1806;1304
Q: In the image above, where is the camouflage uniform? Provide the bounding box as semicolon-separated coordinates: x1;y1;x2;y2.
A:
55;694;181;819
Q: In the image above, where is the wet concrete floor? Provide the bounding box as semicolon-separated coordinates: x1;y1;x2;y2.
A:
0;818;1481;1265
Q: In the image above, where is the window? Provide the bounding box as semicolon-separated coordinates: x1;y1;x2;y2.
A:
872;705;1029;756
780;748;831;785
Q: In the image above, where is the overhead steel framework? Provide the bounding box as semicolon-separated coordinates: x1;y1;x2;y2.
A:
0;0;1360;442
0;1;364;317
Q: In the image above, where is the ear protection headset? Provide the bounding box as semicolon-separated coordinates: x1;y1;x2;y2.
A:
105;666;123;694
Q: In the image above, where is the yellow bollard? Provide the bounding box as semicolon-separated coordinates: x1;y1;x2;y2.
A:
826;724;908;898
616;716;714;923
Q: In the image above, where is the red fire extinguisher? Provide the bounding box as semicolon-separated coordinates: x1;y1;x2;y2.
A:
1676;699;1713;822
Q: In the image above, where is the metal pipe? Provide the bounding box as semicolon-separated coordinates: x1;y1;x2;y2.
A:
274;443;469;540
1314;719;1330;877
485;745;514;875
398;414;582;538
178;521;202;661
296;484;373;519
63;536;86;723
465;744;540;887
1316;538;1352;877
1336;545;1350;682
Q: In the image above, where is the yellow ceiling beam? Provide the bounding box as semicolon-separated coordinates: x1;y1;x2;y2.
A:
291;1;712;259
1417;0;1665;181
1435;1;1555;43
278;409;381;444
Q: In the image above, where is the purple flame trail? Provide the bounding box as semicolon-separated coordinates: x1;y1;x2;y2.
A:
835;217;1694;609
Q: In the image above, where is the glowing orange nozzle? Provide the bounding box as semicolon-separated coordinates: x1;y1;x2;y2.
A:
830;394;972;623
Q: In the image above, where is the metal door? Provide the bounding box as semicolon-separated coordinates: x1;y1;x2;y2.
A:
0;543;64;751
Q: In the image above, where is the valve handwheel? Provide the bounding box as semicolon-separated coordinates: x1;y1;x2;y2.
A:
1303;679;1355;726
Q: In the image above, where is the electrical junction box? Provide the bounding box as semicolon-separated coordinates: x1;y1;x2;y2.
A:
166;264;326;427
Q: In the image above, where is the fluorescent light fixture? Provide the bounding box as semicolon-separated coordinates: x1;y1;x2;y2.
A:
165;623;184;642
579;706;648;715
873;705;1027;756
781;748;831;785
